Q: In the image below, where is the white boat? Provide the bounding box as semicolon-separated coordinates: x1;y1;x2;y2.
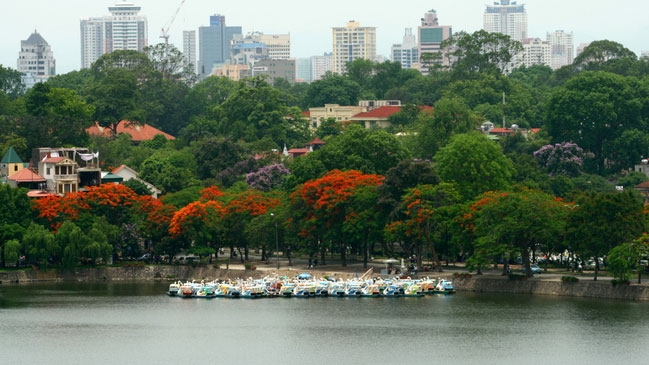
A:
433;279;456;294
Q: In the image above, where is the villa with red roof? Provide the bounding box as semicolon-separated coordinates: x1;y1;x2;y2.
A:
86;120;175;142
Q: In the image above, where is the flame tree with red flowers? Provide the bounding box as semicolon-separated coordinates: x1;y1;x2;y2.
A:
385;182;461;272
463;189;569;276
290;169;384;267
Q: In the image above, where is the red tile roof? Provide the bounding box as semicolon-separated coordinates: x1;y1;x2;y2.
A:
8;168;46;182
353;106;403;119
86;121;175;141
42;157;65;163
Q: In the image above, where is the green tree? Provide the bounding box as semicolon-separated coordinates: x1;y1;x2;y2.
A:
434;132;515;200
0;65;26;99
565;191;645;280
304;72;361;107
441;30;523;79
545;71;649;174
22;223;58;268
467;189;568;276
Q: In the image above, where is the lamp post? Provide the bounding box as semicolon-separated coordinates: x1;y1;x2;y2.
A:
270;213;279;269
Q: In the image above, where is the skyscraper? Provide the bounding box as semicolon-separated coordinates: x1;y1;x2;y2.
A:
183;30;196;73
332;21;376;74
80;2;148;69
17;30;56;84
391;28;418;70
197;14;242;78
547;30;574;69
483;0;527;41
418;9;452;73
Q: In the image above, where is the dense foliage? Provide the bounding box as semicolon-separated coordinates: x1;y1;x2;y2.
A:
2;36;649;277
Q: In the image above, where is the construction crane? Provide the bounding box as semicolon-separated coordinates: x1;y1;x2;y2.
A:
160;0;187;44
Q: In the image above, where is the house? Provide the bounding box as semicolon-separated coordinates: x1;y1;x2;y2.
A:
7;167;46;190
33;147;102;195
1;146;26;181
111;165;161;198
86;120;175;143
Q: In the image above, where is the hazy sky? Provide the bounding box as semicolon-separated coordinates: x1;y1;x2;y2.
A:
3;0;649;74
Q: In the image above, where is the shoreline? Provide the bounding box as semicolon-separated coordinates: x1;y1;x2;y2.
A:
2;262;649;301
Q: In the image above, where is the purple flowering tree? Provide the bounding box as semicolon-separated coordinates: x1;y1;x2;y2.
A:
246;163;291;191
533;142;584;177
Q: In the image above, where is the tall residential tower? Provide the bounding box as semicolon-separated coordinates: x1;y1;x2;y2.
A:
483;0;527;41
332;21;376;74
80;2;148;69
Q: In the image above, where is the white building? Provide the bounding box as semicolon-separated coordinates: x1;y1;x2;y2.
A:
332;21;376;74
520;38;551;67
247;32;291;60
391;28;418;70
547;30;574;69
182;30;196;74
311;53;333;81
483;0;527;41
17;30;55;85
80;2;148;69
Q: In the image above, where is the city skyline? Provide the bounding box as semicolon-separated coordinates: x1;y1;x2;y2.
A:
2;0;649;74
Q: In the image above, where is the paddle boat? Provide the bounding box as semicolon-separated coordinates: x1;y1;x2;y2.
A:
433;279;456;294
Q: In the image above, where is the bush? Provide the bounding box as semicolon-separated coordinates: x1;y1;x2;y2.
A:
561;276;579;283
611;279;630;287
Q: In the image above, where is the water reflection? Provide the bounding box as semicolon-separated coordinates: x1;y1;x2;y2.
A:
1;282;648;364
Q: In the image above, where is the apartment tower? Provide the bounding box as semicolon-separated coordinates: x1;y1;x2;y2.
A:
80;2;148;69
483;0;527;41
332;21;376;74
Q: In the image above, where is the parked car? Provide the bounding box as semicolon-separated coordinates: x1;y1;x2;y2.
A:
522;264;542;275
137;253;152;262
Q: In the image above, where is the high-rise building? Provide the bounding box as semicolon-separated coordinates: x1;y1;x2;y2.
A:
418;9;452;73
247;32;291;60
80;2;148;69
183;30;196;74
296;58;312;83
311;52;333;81
252;59;296;84
332;21;376;74
391;28;418;70
197;14;242;78
17;30;56;85
483;0;527;41
520;38;551;67
547;30;574;69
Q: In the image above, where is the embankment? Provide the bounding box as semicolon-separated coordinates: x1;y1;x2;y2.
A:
453;275;649;301
3;266;649;301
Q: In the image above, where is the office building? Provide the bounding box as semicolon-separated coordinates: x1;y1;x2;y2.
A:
296;58;312;82
197;14;242;77
418;9;452;74
332;21;376;74
17;30;56;85
247;32;291;60
483;0;527;41
252;59;296;84
391;28;418;69
80;2;148;69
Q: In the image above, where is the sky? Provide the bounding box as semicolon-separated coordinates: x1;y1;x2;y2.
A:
3;0;649;74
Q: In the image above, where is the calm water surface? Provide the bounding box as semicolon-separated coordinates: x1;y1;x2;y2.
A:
0;281;647;364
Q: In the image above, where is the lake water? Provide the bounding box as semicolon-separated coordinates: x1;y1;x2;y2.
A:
1;281;648;364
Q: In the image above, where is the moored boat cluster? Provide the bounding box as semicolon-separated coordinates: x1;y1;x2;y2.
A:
167;274;456;299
